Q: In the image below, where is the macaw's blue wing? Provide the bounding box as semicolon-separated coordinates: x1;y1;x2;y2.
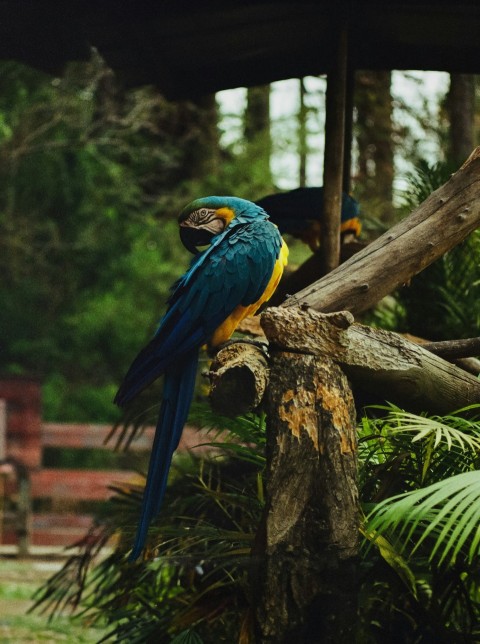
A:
114;219;281;408
115;217;282;559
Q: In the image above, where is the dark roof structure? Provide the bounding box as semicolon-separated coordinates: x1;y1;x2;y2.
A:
2;1;480;98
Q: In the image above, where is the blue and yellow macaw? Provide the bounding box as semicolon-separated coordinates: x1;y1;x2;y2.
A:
115;196;288;560
256;186;362;252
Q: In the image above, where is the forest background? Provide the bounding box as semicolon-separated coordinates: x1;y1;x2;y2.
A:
0;54;478;424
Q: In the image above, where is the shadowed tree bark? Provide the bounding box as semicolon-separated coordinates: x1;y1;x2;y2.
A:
252;348;358;643
298;78;307;187
448;73;475;165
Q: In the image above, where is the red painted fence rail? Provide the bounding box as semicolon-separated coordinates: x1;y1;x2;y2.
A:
0;379;212;552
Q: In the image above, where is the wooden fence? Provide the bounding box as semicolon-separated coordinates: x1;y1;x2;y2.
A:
0;378;207;554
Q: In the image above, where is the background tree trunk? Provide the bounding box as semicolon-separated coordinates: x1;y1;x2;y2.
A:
448;73;475;165
321;26;347;274
298;78;307;187
180;93;220;180
355;70;394;224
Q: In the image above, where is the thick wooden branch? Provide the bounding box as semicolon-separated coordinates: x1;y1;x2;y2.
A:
420;337;480;375
454;358;480;375
283;147;480;315
270;241;366;307
261;308;480;414
210;311;480;416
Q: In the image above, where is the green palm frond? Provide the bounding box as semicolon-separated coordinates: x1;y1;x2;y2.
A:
384;410;480;451
359;404;480;502
367;470;480;566
170;630;204;644
361;523;418;597
401;159;456;211
362;404;480;452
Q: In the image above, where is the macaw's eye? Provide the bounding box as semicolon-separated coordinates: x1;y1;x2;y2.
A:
188;208;216;225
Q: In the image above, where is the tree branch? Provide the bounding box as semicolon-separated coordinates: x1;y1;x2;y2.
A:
282;147;480;314
421;337;480;360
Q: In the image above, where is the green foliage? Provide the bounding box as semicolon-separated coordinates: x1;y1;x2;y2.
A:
32;405;480;641
400;159;456;211
0;56;205;420
365;158;480;340
0;57;277;422
388;160;480;340
368;470;480;566
33;411;265;642
400;227;480;340
360;404;480;641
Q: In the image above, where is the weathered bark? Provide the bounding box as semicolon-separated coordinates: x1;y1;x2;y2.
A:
209;342;268;416
453;357;480;376
421;336;480;360
253;350;358;643
407;336;480;376
262;308;480;415
209;311;480;416
269;239;366;306
284;148;480;315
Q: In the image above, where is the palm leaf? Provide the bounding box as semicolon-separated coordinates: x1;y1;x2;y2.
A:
170;630;204;644
367;470;480;566
365;404;480;447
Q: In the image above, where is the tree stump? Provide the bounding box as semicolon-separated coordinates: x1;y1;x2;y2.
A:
253;350;359;643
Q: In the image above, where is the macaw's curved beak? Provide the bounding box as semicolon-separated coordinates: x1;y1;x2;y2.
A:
179;224;217;254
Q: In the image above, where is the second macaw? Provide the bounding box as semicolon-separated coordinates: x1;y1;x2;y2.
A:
115;196;288;560
256;186;362;251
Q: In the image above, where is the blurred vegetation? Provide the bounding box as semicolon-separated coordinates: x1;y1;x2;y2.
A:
0;55;276;422
0;56;188;420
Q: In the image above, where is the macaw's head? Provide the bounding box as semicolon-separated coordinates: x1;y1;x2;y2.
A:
178;196;267;254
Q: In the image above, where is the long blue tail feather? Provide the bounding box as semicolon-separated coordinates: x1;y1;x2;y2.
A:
129;350;199;561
